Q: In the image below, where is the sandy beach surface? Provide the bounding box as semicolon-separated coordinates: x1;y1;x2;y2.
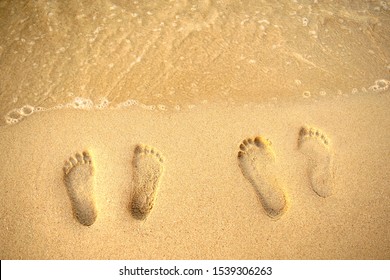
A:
0;1;389;259
1;93;389;259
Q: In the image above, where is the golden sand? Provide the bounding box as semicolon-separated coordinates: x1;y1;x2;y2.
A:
1;93;389;259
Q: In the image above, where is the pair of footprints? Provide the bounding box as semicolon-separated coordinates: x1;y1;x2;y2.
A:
63;126;332;226
238;126;333;218
63;145;164;226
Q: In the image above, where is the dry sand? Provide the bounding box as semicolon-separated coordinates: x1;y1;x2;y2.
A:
1;93;389;259
0;0;390;259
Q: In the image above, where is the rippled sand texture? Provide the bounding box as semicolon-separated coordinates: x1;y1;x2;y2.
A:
1;0;389;124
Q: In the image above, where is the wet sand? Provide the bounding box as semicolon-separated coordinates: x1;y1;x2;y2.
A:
1;0;389;124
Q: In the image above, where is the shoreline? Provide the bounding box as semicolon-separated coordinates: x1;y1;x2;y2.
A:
2;85;387;127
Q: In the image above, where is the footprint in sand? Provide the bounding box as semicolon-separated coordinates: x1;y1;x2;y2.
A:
63;151;97;226
238;136;287;218
298;126;334;198
130;145;164;220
